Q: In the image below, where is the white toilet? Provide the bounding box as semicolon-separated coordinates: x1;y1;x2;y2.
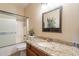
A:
16;42;26;56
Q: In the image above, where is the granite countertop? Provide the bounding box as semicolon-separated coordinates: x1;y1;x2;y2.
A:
26;37;79;56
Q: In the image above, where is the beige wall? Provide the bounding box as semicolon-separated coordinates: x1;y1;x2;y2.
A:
0;3;24;16
25;3;79;43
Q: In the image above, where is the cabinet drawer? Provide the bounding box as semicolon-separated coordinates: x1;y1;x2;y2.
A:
27;49;37;56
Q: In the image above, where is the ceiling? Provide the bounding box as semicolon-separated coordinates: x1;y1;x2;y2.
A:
16;3;29;8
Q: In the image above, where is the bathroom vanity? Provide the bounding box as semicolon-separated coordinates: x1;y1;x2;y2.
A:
26;37;79;56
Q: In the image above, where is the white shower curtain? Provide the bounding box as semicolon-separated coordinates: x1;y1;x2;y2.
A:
0;14;24;48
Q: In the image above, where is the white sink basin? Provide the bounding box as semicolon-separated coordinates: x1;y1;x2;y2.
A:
37;42;53;48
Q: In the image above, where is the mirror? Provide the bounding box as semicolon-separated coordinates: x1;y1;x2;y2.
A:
42;6;62;32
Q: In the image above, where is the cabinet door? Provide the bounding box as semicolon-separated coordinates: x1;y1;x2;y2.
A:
27;49;37;56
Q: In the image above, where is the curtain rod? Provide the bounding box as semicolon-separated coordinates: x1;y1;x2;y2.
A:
0;10;29;18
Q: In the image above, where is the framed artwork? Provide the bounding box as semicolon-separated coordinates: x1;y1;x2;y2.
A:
42;6;62;32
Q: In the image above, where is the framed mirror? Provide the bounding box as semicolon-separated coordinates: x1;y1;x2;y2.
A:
42;6;62;32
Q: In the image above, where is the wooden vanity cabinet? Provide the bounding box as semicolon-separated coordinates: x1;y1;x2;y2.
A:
26;43;49;56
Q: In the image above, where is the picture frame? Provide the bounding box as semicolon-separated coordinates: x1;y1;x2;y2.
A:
42;6;62;33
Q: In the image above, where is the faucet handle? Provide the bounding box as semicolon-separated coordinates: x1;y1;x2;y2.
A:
47;38;53;42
